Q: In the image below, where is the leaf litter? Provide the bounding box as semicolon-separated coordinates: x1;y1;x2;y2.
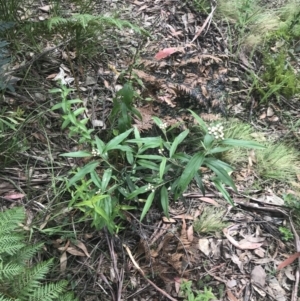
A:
1;0;300;300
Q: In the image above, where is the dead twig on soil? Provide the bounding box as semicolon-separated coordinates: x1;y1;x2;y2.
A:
289;216;300;301
5;38;73;76
123;243;177;301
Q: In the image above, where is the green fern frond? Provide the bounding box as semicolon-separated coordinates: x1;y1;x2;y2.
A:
0;208;78;301
47;16;69;31
0;262;23;280
14;259;53;299
0;236;25;255
59;292;79;301
46;13;147;35
0;293;19;301
14;243;44;264
29;281;68;301
0;207;25;228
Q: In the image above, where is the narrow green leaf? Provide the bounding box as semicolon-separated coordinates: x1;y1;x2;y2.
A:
49;88;61;94
73;107;86;116
119;205;136;210
111;145;133;152
159;157;167;180
61;118;71;129
93;203;110;223
169;129;189;158
76;194;109;208
194;172;205;196
68;161;99;187
101;168;112;191
188;109;208;132
160;186;169;217
60;151;91;157
133;126;141;146
136;155;163;160
105;129;133;151
176;153;205;198
95;136;105;154
91;170;102;189
126;151;134;164
204;159;236;189
221;139;265;149
51;103;63;110
137;159;159;171
207;146;232;154
203;134;214;149
127;137;162;144
68;112;77;125
140;191;155;221
152;116;163;127
126;185;149;199
213;179;234;205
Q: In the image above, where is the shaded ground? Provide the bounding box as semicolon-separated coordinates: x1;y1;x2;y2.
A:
1;0;300;300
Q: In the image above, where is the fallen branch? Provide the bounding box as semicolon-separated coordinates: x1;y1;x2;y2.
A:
123;244;177;301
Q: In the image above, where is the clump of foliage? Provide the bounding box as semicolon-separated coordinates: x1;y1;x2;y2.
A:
46;14;147;59
218;119;300;184
255;143;300;182
279;226;294;241
0;207;78;301
256;51;300;102
193;206;228;234
51;84;264;233
180;280;216;301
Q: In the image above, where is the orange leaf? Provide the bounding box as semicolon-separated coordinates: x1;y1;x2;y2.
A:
277;252;300;270
154;47;179;60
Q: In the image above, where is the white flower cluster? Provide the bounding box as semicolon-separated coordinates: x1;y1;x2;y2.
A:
147;183;155;192
208;124;224;140
159;122;168;130
91;148;100;157
96;189;101;194
158;148;164;154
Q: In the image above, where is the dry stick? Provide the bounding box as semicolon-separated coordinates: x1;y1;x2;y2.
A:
289;216;300;301
123;244;177;301
191;4;216;43
5;38;73;76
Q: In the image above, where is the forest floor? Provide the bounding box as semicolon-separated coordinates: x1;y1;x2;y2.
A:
1;0;300;300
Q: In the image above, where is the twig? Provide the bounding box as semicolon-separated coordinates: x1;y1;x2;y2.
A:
123;244;177;301
289;216;300;301
5;38;72;75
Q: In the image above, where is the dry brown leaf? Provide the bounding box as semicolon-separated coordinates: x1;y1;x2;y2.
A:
66;247;85;257
173;214;194;220
198;238;210;256
60;251;67;273
199;197;219;206
277;252;300;271
187;225;194;242
39;214;51;230
162;216;176;223
223;227;263;250
154;47;182;60
251;265;266;286
226;290;239;301
74;240;90;257
3;192;25;200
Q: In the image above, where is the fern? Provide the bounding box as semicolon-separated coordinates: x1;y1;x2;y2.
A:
0;207;78;301
47;13;147;35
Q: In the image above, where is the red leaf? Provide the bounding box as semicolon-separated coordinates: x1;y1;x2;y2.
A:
154;47;179;60
277;252;300;270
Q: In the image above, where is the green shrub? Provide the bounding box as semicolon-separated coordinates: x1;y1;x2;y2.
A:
51;84;264;233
